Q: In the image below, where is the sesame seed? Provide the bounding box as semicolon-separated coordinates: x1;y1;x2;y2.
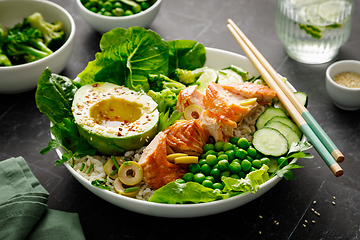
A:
303;224;306;228
312;220;316;224
333;196;336;200
332;201;336;205
313;201;316;205
259;231;262;234
276;222;279;225
304;220;308;223
259;215;263;219
311;208;315;212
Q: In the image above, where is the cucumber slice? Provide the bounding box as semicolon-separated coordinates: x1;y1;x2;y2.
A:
268;157;279;173
294;91;308;107
265;121;301;148
255;107;287;130
266;116;302;138
252;127;289;157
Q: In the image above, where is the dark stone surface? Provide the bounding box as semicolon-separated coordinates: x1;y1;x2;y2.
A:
1;0;359;239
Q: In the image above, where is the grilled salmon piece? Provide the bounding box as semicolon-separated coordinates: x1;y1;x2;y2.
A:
198;110;237;142
166;119;208;156
138;131;188;190
176;85;204;114
203;82;260;122
220;82;277;105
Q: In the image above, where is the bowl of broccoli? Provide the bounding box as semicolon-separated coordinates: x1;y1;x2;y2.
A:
76;0;161;34
0;0;75;94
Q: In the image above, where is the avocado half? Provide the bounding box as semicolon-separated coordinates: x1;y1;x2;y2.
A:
72;82;159;155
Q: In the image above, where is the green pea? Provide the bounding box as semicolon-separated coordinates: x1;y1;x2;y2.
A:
140;1;150;10
238;170;246;178
229;161;242;173
210;168;221;179
213;182;223;190
203;143;215;152
223;142;234;151
260;157;271;167
81;0;90;5
193;173;206;183
200;164;211;175
112;7;124;16
237;137;250;149
217;151;224;157
218;154;229;161
124;9;133;16
183;172;194;182
230;174;239;179
84;2;93;9
247;146;257;158
206;154;218;166
103;11;112;16
204;150;217;158
220;170;231;178
235;149;247;160
232;159;241;164
198;159;207;166
246;156;254;162
229;137;240;144
218;159;230;171
241;159;252;172
255;152;263;159
103;1;112;11
215;141;225;152
278;157;288;168
90;6;98;12
252;159;262;169
202;179;214;189
113;1;122;8
225;149;235;161
189;163;200;174
175;178;185;184
205;175;215;183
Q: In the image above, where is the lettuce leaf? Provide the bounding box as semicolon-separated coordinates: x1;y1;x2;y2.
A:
78;27;169;91
222;165;270;194
168;40;206;74
148;181;230;204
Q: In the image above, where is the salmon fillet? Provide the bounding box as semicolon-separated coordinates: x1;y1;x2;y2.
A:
198;110;237;142
203;82;260;122
220;82;277;105
176;85;204;114
138;131;189;190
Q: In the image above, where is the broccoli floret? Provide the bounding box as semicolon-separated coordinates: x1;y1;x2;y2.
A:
27;12;65;51
173;68;198;85
147;88;178;114
147;74;186;94
0;50;12;66
3;20;53;64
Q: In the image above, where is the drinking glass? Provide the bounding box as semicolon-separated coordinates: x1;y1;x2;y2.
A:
276;0;354;64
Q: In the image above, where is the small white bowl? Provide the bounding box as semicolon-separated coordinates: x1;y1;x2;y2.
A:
76;0;162;34
0;0;76;94
326;60;360;111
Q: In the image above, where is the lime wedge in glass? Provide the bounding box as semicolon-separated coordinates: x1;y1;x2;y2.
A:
318;1;350;24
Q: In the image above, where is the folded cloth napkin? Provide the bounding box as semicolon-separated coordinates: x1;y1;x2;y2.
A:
0;157;85;240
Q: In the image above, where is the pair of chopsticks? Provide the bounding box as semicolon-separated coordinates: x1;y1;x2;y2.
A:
227;19;344;177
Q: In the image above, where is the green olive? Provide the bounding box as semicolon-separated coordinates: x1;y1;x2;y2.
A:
118;161;143;186
104;156;122;179
114;178;140;197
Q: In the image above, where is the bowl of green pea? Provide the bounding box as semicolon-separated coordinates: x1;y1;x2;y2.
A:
76;0;161;34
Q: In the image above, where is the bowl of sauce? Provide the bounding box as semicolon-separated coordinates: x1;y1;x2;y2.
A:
326;60;360;110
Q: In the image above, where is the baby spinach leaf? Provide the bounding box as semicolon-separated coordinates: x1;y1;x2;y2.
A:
35;68;78;124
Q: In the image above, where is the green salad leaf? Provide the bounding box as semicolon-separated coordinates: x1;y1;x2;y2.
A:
35;67;78;124
78;27;169;91
168;40;206;74
148;181;230;204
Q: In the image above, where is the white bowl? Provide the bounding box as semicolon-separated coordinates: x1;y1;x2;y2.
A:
0;0;76;94
326;60;360;110
76;0;162;34
55;48;302;218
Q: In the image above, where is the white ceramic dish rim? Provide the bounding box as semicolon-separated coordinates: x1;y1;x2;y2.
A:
55;47;301;218
0;0;76;70
76;0;162;20
326;60;360;91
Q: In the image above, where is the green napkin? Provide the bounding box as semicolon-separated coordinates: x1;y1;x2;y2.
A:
0;157;85;240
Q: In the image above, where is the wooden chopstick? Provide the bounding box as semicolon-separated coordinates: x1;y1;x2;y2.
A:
226;20;343;177
227;19;345;163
